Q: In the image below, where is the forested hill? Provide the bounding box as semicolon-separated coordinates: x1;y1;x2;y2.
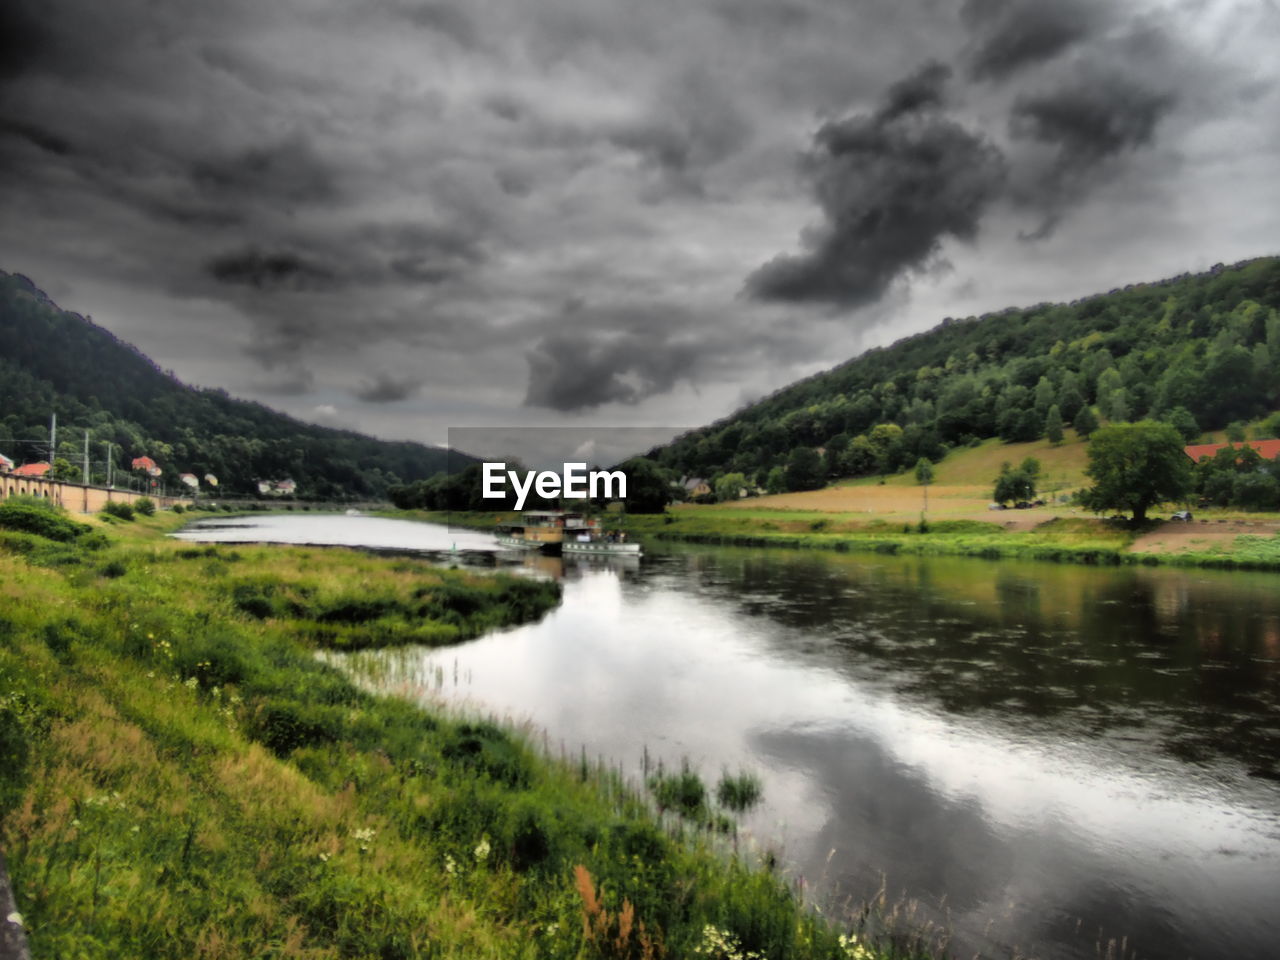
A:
0;270;456;499
645;257;1280;489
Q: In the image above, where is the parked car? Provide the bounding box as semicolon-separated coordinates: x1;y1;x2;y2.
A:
1171;510;1193;522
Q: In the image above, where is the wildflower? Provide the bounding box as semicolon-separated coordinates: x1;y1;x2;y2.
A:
318;852;330;862
6;911;22;928
444;854;457;875
473;836;491;862
184;676;199;690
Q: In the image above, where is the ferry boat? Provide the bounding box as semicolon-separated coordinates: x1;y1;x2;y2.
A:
495;511;641;557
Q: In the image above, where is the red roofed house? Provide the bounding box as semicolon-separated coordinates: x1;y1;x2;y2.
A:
13;461;51;477
131;456;157;473
0;453;13;473
1184;439;1280;463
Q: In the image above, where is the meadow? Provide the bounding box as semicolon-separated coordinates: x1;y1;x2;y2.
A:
0;500;891;960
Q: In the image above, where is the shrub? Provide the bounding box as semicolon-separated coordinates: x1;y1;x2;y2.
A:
134;496;156;516
171;503;185;514
0;501;91;541
101;501;135;521
716;770;764;812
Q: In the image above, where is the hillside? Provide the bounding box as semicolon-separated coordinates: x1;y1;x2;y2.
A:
0;271;458;499
644;257;1280;491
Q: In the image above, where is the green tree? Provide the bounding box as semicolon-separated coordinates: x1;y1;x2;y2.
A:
1073;405;1099;439
618;458;671;514
50;457;79;481
1225;420;1248;442
765;465;787;495
838;435;877;476
913;457;935;485
1163;406;1201;443
1045;404;1064;444
993;462;1036;505
784;447;824;492
1077;421;1193;522
714;472;746;503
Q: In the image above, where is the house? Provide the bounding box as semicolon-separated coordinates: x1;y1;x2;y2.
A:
1184;439;1280;464
13;462;51;478
682;476;712;498
0;453;13;473
131;456;161;476
275;478;297;495
179;473;199;489
257;480;273;495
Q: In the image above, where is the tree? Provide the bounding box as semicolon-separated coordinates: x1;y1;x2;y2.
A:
914;457;935;485
1225;421;1248;442
1077;421;1193;523
1045;404;1064;444
915;457;934;514
714;472;746;503
993;462;1036;505
618;458;671;514
1163;406;1201;443
50;457;79;481
838;435;877;476
1073;405;1099;438
784;447;824;492
765;465;787;495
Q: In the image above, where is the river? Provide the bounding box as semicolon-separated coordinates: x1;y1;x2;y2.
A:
174;514;1280;960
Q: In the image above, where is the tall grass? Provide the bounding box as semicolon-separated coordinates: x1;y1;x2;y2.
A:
0;511;904;960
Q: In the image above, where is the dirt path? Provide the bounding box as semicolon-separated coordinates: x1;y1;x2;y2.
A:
1130;519;1280;554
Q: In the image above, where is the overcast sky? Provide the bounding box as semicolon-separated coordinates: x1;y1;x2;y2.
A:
2;0;1278;447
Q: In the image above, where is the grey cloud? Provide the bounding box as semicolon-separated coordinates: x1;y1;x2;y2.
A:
962;0;1106;81
608;68;752;194
748;64;1007;307
1011;75;1174;164
878;61;952;121
354;372;422;404
207;248;336;290
524;330;702;411
190;136;337;210
399;2;479;49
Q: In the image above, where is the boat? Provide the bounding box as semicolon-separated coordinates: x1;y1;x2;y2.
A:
495;511;641;556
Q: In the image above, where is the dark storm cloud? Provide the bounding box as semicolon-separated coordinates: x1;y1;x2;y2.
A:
363;223;486;285
354;372;422;404
748;63;1007;308
207;248;336;291
190;137;337;209
1012;75;1174;165
962;0;1108;81
524;331;703;412
0;0;54;82
877;60;952;121
398;1;479;49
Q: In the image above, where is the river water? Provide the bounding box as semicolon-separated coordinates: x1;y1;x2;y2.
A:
175;515;1280;960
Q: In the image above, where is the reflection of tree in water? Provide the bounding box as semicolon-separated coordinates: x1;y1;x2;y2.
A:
672;548;1280;773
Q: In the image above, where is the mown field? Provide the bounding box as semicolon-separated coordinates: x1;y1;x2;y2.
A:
0;499;897;960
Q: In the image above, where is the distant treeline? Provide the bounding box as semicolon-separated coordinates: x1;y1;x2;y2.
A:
638;257;1280;496
0;271;460;498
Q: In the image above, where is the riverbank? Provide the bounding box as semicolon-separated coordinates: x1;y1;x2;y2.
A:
0;504;882;960
397;506;1280;571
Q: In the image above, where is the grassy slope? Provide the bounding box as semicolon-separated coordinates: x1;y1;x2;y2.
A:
0;509;879;960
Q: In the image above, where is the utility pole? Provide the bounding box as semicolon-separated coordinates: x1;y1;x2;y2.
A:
104;442;113;488
50;412;57;464
83;431;89;484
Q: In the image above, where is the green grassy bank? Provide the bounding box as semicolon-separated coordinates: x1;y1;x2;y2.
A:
398;507;1280;572
0;502;886;960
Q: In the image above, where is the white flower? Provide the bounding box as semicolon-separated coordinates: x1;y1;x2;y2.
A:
6;911;22;927
473;836;491;862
